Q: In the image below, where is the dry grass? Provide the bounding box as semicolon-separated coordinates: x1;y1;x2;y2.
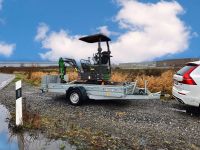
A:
13;71;59;86
14;69;174;94
111;72;129;82
28;71;58;86
15;69;79;86
29;71;58;80
30;69;79;81
111;70;174;94
135;70;174;94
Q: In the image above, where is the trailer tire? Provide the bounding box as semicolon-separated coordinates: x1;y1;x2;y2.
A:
66;87;87;106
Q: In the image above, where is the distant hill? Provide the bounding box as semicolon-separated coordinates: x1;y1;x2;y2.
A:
0;61;58;67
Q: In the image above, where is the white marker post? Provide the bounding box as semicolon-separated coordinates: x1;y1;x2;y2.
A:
16;80;23;126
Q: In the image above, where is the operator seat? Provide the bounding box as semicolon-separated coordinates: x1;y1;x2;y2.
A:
101;51;110;64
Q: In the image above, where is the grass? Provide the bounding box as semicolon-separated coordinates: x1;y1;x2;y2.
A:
9;108;127;149
27;71;58;86
111;69;174;94
11;67;175;94
9;109;43;131
13;73;26;82
12;71;59;86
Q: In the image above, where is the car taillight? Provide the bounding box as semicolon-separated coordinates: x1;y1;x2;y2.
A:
180;66;197;85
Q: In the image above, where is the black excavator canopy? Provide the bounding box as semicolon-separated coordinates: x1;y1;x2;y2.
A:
79;34;111;43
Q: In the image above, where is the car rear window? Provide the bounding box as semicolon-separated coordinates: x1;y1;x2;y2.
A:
176;65;197;76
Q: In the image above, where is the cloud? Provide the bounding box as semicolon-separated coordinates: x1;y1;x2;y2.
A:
112;0;190;62
36;0;191;63
35;23;49;41
0;42;15;57
37;28;97;60
192;32;198;38
97;26;118;36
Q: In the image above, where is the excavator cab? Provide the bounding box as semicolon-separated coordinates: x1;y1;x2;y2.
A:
79;34;112;82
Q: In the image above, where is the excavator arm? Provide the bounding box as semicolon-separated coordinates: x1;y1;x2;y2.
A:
59;57;80;81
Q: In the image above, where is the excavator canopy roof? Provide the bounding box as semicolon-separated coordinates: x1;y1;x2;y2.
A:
79;34;111;43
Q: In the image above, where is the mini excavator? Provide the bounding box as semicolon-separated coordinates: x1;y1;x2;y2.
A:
58;34;112;84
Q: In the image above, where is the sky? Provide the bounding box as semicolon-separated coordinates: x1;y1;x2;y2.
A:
0;0;200;63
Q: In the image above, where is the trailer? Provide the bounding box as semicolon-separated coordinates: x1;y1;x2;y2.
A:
40;34;161;105
41;75;161;105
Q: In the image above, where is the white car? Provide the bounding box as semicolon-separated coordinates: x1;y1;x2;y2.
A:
173;61;200;107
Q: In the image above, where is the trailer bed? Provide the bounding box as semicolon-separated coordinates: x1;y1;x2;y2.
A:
41;75;161;100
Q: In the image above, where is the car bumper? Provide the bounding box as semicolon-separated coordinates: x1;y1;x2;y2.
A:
172;86;200;107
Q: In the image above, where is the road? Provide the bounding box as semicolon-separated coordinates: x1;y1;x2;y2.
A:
0;73;15;90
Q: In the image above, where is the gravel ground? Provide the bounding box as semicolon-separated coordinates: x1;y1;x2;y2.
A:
0;82;200;150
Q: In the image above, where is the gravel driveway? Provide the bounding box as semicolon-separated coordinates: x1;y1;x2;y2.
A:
0;82;200;150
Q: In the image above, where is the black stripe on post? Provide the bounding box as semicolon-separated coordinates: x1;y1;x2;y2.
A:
16;88;22;99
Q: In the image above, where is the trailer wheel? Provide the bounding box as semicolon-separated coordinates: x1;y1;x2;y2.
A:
67;87;86;106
